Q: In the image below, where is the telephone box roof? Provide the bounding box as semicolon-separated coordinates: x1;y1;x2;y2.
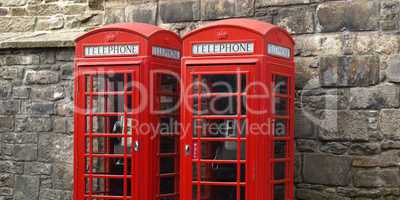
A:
75;22;179;41
183;18;294;44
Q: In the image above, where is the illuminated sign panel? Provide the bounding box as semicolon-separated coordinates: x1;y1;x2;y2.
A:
267;44;290;59
152;46;180;60
84;44;139;57
192;42;254;55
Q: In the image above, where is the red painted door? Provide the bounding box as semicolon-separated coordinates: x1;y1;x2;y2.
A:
181;65;258;200
75;66;140;200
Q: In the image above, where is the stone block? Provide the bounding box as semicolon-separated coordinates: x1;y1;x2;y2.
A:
353;168;400;187
35;15;64;31
2;132;37;144
349;84;400;109
52;163;73;190
0;8;9;16
235;0;254;17
31;85;65;101
352;33;400;55
25;102;54;115
38;134;73;163
295;109;316;139
317;0;380;32
24;70;60;85
0;101;20;115
14;144;37;161
53;117;67;133
159;0;200;23
0;81;12;99
39;189;72;200
89;0;104;10
125;2;157;24
56;49;74;61
202;0;235;20
381;0;400;30
15;117;52;132
317;110;374;141
381;140;400;150
319;142;349;155
387;55;400;83
3;55;39;65
0;67;24;80
14;175;39;200
294;34;343;56
0;0;27;6
0;17;35;32
0;161;23;174
380;109;400;140
303;154;352;186
256;0;309;7
0;116;14;132
352;150;400;168
294;57;319;89
24;162;52;175
27;4;61;16
63;4;87;15
0;174;14;187
10;7;27;16
349;143;381;156
319;55;379;87
273;6;314;34
104;7;125;24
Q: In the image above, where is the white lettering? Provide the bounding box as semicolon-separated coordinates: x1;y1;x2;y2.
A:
267;44;290;59
192;42;255;55
84;44;139;57
152;46;181;60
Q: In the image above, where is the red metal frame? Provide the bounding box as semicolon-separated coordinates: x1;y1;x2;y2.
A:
180;19;295;200
74;23;181;200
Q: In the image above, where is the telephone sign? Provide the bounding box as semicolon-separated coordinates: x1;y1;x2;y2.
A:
192;42;254;55
84;44;139;57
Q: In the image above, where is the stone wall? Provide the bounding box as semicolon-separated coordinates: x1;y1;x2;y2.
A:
0;0;400;200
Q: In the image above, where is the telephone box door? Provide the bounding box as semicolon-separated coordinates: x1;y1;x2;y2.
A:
75;66;140;200
181;65;258;200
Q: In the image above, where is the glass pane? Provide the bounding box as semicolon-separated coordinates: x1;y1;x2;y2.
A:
274;162;286;180
87;95;132;113
86;137;132;154
274;141;287;159
160;96;178;112
199;163;245;182
86;157;132;175
160;74;178;93
85;177;131;196
160;116;178;133
201;141;246;160
87;116;133;134
195;119;246;138
274;184;286;200
160;176;175;194
199;185;245;200
274;97;288;116
160;157;175;174
275;76;288;95
160;136;176;153
274;120;288;137
90;73;131;92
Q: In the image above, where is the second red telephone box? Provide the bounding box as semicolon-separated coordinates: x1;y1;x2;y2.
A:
74;23;181;200
180;19;295;200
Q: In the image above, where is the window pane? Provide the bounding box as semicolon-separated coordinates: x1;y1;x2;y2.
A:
274;162;286;180
86;157;132;175
200;141;246;160
274;184;286;200
194;119;246;138
86;137;132;154
160;157;175;174
274;76;288;95
199;185;245;200
274;141;287;158
160;176;175;194
274;97;288;116
274;120;287;137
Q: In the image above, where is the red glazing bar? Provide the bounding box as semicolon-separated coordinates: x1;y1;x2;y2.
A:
89;75;94;199
86;154;131;158
158;173;177;177
84;194;131;199
236;72;243;200
104;74;110;195
88;134;134;138
86;91;126;96
157;193;179;198
193;137;246;142
192;181;246;186
85;174;132;179
197;74;202;200
192;159;246;164
123;73;128;198
193;115;247;119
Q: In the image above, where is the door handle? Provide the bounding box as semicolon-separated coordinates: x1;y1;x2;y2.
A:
134;141;139;152
185;144;191;156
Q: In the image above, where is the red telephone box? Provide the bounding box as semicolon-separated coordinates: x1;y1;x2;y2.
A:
180;19;295;200
74;23;181;200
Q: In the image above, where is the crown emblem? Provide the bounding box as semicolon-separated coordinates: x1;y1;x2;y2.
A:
216;31;228;40
105;32;118;42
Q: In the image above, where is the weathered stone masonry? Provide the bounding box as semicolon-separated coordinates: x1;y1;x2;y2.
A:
1;0;400;199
